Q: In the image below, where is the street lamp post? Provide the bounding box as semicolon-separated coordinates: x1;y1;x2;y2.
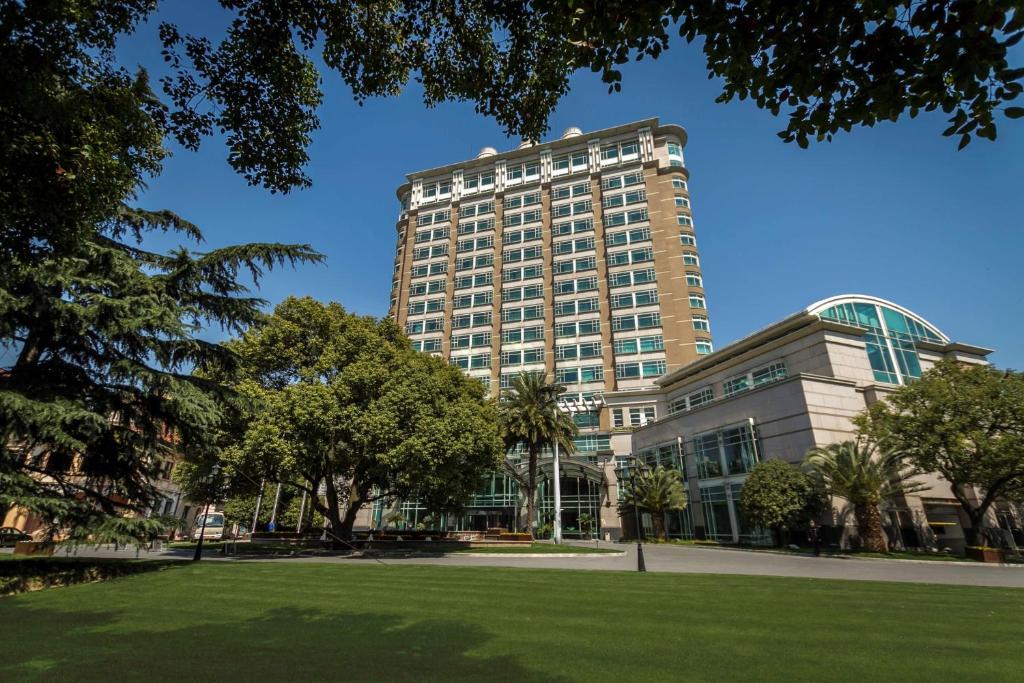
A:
621;456;647;573
193;465;221;562
552;437;562;545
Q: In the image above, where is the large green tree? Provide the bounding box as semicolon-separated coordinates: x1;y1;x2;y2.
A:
0;1;320;542
739;459;821;547
498;372;578;538
803;440;925;551
155;0;1024;170
218;297;504;540
856;360;1024;546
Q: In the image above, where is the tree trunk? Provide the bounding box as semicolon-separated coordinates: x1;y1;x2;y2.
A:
323;475;345;545
952;485;992;548
336;482;366;542
855;503;887;552
525;446;538;538
652;511;667;541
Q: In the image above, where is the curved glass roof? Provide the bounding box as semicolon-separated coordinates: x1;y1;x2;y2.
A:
805;295;947;384
806;295;948;344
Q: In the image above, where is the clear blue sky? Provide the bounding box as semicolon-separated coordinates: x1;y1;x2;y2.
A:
121;7;1024;370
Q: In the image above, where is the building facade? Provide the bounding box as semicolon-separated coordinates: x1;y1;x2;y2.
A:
386;119;711;535
610;294;1022;551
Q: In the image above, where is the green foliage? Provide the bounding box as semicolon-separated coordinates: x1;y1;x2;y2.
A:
538;1;1024;148
0;3;322;544
499;372;579;536
153;0;1023;170
221;297;504;538
803;440;924;550
855;360;1024;538
739;459;820;543
619;465;688;540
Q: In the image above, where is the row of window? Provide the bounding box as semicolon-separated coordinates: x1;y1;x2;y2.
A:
458;218;494;236
612;406;656;428
667;362;785;417
504;191;541;210
722;361;788;397
408;288;704;316
617;360;667;379
454;292;493;309
503;209;543;227
419;166;681;214
459;200;494;218
450;353;492;370
555;365;605;384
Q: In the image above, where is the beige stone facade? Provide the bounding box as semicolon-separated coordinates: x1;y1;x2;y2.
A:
382;120;711;536
607;294;1021;550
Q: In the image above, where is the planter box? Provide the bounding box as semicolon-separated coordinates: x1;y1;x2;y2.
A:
966;547;1004;563
13;541;54;557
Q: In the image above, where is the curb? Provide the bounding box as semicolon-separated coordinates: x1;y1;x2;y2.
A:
452;552;627;559
677;543;1024;568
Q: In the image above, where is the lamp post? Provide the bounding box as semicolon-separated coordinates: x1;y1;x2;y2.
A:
193;465;221;562
620;456;647;572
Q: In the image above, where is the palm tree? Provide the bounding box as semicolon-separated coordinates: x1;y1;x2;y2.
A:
803;440;925;552
498;372;578;538
619;466;688;541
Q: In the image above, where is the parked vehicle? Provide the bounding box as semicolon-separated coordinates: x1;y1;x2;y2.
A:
191;513;231;541
0;526;32;547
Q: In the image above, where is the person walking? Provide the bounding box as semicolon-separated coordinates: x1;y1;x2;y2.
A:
807;520;822;556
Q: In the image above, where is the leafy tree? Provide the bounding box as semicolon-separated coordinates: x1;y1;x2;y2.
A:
739;459;821;547
221;297;504;540
619;465;688;541
0;215;317;543
0;2;321;543
153;1;1024;168
855;360;1024;546
498;372;578;538
803;440;925;552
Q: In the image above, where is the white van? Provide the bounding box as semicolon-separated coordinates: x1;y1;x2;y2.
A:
192;512;231;541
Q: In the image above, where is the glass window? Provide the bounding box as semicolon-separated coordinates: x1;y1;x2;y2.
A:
615;362;640;379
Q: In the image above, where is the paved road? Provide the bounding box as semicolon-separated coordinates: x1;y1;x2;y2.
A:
8;543;1022;588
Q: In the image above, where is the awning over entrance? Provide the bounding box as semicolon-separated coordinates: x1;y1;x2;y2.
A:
509;457;606;484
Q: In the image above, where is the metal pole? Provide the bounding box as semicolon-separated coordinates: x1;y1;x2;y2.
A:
296;490;307;533
553;439;562;545
193;504;209;562
630;461;647;572
251;479;265;534
268;482;282;529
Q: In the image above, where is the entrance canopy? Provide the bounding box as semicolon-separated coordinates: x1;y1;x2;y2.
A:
509;457;606;484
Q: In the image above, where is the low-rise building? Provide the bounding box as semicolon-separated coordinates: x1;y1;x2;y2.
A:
606;294;1021;551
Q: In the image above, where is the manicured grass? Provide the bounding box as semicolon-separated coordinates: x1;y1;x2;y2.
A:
1;563;1021;682
450;543;620;554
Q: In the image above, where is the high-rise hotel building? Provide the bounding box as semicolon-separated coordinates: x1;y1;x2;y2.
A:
390;119;710;442
391;116;709;396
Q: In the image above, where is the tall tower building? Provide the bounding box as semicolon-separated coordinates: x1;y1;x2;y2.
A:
388;118;711;534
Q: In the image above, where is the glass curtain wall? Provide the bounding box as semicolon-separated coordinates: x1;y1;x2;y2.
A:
818;301;943;384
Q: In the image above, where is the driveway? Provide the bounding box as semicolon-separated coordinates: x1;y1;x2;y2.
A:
10;542;1022;588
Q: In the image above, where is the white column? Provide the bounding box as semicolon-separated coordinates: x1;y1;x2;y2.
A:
553;440;562;544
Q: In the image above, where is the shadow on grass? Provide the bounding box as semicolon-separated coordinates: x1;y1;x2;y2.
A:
0;557;181;596
0;601;569;683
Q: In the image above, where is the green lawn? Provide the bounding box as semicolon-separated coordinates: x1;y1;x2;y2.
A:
1;563;1021;682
